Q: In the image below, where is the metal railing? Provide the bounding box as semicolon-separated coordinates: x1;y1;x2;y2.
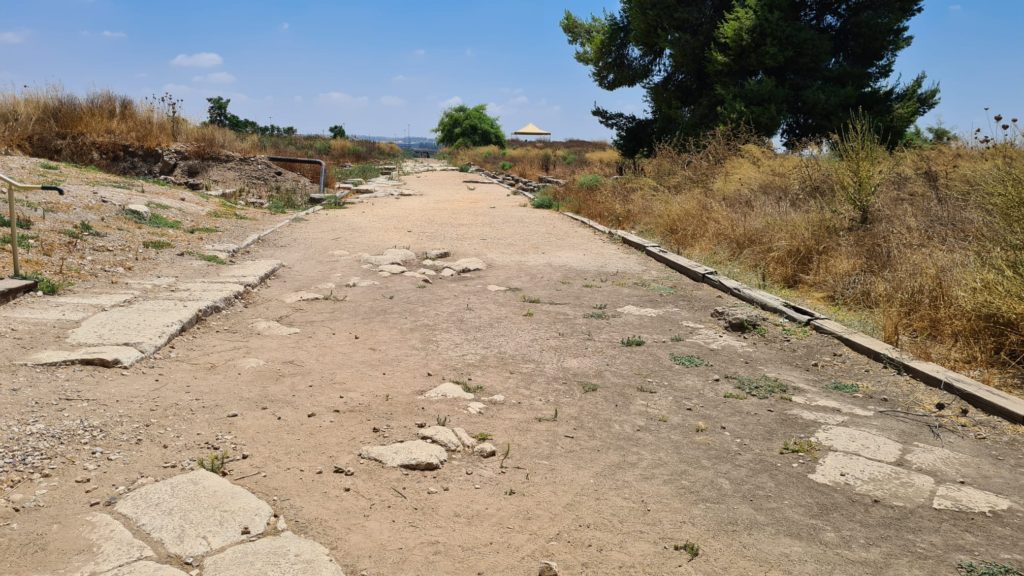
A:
2;173;64;277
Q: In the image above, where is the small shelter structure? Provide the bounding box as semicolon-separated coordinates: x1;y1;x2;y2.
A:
512;122;551;141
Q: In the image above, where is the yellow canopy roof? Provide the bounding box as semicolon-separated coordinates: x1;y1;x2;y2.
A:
512;122;551;136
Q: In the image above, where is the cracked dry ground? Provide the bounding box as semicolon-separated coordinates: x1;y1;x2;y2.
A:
2;166;1023;576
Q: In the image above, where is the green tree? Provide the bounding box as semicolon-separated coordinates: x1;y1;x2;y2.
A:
205;96;234;128
562;0;940;156
432;104;506;149
328;125;347;139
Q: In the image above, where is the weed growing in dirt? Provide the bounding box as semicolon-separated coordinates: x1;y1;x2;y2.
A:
139;177;170;187
730;375;789;399
576;174;604;190
187;226;220;234
0;213;33;230
671;353;707;367
15;272;66;295
142;239;173;250
521;295;541;304
125;210;182;229
189;251;226;265
637;384;657;393
197;451;229;475
581;382;600;393
782;326;811;339
146;201;172;210
523;309;534;317
584;311;609;320
593;303;607;310
621;335;646;347
695;421;708;433
780;438;820;457
208;208;250;220
500;443;511;468
827;380;861;394
39;161;60;170
530;192;561;210
73;221;104;237
472;432;492;441
674;541;700;561
1;232;36;250
956;561;1022;576
723;391;748;400
455;380;484;394
436;415;448;426
670;334;684;342
537;408;559;422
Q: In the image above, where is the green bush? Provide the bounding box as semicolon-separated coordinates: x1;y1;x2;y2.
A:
500;161;513;171
575;174;604;190
531;192;560;210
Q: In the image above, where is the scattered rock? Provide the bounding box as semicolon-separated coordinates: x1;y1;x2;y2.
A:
361;249;416;267
124;204;151;220
379;264;408;274
423;382;475;400
281;291;323;304
617;305;663;317
250;319;300;336
440;268;457;278
467;402;487;414
474;443;497;458
345;277;379;288
452;427;477;448
417;426;463;451
359;440;448;470
486;285;509;292
425;250;451;259
447;258;486;273
538;561;559;576
483;394;505;404
932;484;1012;513
712;306;765;332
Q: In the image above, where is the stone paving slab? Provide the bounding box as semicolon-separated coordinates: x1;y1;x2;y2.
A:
68;300;209;355
115;470;274;559
67;513;155;576
19;346;145;368
809;451;935;507
0;277;36;304
202;532;346;576
0;300;102;321
199;259;282;287
155;282;246;311
98;561;190;576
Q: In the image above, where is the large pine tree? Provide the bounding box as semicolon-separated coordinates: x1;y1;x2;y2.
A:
562;0;939;156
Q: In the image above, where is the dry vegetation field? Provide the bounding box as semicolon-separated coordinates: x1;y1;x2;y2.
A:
457;127;1024;397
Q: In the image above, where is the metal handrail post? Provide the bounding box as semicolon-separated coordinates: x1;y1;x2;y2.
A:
1;173;65;278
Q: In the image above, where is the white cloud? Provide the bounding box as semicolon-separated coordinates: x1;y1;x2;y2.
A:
439;96;462;108
379;95;406;107
0;30;29;44
101;30;126;38
391;74;409;83
412;48;426;57
170;52;223;68
949;4;962;11
318;91;369;106
192;72;236;84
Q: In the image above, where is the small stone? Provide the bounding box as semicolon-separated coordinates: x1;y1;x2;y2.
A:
452;427;477;448
474;443;497;458
379;264;408;274
307;411;316;418
227;411;240;418
75;475;91;484
440;268;457;278
418;426;462;451
448;258;486;273
426;250;451;259
423;382;474;400
415;421;427;428
538;561;560;576
427;487;439;495
124;204;151;220
467;402;486;414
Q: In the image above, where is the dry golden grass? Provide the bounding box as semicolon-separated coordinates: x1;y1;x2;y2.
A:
0;88;400;187
453;139;622;181
532;131;1024;396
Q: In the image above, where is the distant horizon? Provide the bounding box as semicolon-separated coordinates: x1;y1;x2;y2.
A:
2;1;1022;141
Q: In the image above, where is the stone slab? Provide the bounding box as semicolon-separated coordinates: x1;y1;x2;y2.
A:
808;452;934;507
932;484;1013;513
422;382;474;400
70;513;155;576
53;293;138;306
0;277;36;304
68;299;207;355
250;319;300;336
812;426;903;463
417;426;462;451
202;532;345;576
281;291;323;303
115;470;274;559
20;346;145;368
100;560;190;576
0;300;100;321
156;282;245;307
359;440;448;470
644;246;714;282
200;259;282;287
614;230;659;250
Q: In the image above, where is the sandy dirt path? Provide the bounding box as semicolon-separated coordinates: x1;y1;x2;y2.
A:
2;164;1022;575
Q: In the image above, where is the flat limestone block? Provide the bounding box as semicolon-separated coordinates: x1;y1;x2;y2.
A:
69;513;155;576
201;259;282;287
202;532;345;576
156;283;246;308
812;426;903;463
68;300;207;354
0;300;99;322
20;346;145;368
115;470;274;559
360;440;448;470
932;484;1013;513
808;452;933;507
100;560;191;576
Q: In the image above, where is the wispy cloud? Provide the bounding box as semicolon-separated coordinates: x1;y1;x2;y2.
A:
192;72;236;84
102;30;126;38
170;52;223;68
0;30;30;45
439;96;462;108
281;22;289;30
949;4;962;11
412;48;426;57
318;91;369;106
379;95;406;107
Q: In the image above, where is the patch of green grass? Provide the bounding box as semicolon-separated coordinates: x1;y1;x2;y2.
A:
827;380;861;394
499;161;512;171
581;382;599;393
0;213;33;230
453;380;484;394
521;295;541;304
146;201;172;210
957;561;1022;576
620;335;646;347
188;251;226;265
472;432;492;441
187;226;220;234
674;541;700;562
584;311;609;320
143;239;173;250
266;192;307;214
39;161;60;171
780;438;820;457
723;391;748;400
139;177;170;187
670;334;685;342
457;164;472;173
530;192;561;210
575;174;604;190
782;326;811;339
208;209;250;220
670;353;707;367
125;210;182;229
197;451;229;475
593;303;607;310
14;272;67;295
730;375;789;399
336;163;381;181
1;232;36;250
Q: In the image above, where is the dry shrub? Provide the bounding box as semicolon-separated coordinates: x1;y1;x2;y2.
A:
559;133;1024;395
454;140;622;180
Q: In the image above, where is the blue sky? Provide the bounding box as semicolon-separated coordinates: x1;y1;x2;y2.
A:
1;1;1021;140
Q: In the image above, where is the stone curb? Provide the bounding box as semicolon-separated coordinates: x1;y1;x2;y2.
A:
237;205;323;253
0;278;36;305
556;210;1024;424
